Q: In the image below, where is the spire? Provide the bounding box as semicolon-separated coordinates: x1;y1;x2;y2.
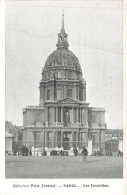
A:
56;11;69;49
61;9;64;31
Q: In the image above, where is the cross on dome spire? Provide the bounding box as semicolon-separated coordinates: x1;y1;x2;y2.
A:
56;11;69;49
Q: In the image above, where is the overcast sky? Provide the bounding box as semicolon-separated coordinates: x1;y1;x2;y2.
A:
5;0;123;129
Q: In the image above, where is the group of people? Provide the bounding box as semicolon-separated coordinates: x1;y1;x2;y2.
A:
21;145;32;156
94;150;103;156
50;150;68;156
11;145;88;160
73;146;88;162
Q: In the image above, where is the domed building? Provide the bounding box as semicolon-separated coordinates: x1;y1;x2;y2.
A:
22;13;106;154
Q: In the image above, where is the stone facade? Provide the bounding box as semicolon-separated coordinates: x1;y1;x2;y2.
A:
22;13;106;154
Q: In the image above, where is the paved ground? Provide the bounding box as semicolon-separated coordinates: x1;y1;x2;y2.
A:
5;155;123;179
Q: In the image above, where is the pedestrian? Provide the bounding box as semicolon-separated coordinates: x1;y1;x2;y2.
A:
25;146;29;156
60;150;63;156
81;146;88;162
29;149;32;156
73;147;78;157
22;145;25;156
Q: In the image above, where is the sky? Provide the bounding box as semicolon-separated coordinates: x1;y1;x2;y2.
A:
5;0;123;129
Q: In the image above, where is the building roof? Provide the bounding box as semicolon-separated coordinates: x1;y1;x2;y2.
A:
44;48;82;73
5;131;14;138
105;129;123;134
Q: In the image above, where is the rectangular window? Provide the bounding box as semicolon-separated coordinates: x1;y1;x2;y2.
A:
91;115;97;123
47;89;50;100
68;89;72;98
36;114;41;122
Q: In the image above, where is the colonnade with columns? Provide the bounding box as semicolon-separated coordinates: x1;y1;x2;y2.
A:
34;130;88;149
45;106;87;126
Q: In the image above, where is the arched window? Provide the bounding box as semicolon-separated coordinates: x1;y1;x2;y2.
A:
58;71;62;78
68;71;72;79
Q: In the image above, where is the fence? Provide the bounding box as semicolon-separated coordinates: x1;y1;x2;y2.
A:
105;140;119;155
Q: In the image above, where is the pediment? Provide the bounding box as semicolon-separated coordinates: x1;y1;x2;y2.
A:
58;98;80;104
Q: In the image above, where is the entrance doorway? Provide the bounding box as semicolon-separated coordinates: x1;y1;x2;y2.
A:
63;132;71;150
63;107;71;126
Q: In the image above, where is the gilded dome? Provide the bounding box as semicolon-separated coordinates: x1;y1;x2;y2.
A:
44;48;82;73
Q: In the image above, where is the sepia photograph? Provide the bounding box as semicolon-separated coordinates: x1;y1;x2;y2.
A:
5;0;124;182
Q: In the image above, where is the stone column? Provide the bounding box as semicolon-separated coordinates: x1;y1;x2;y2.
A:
51;84;54;100
70;131;74;148
61;131;63;147
52;131;55;148
45;87;47;101
79;132;82;148
53;107;55;123
74;84;76;100
55;131;58;147
50;107;54;124
80;108;82;123
45;108;48;126
72;108;74;123
70;109;73;123
56;107;58;123
45;131;48;147
76;132;79;147
82;108;86;125
39;87;42;104
43;86;45;102
100;130;105;154
78;108;80;123
42;132;45;148
76;108;79;123
61;107;63;123
83;86;86;101
40;86;45;104
63;85;66;99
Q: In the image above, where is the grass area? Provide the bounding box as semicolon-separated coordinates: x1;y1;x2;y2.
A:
5;155;123;179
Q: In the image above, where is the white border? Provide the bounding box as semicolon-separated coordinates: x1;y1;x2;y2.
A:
0;0;127;195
